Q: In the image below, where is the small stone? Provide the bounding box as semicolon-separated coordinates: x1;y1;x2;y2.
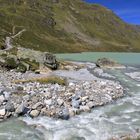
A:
15;103;29;115
72;100;80;109
23;95;30;101
75;90;85;97
5;102;15;112
0;95;5;103
58;108;69;120
30;110;40;117
32;102;43;110
73;109;81;115
3;92;11;100
81;96;88;102
0;109;6;116
57;98;64;106
69;109;75;117
66;92;73;96
40;107;47;115
44;99;52;106
5;112;12;118
89;95;94;101
87;101;94;108
16;86;24;91
72;95;80;100
80;106;90;112
44;92;52;98
69;82;75;87
81;101;86;106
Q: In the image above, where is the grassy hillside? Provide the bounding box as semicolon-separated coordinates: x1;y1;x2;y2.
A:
0;0;140;53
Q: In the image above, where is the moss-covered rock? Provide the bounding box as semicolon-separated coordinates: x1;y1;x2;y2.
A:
20;58;39;71
16;62;28;73
4;56;18;69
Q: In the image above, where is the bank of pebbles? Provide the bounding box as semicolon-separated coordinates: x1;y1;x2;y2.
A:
0;69;124;121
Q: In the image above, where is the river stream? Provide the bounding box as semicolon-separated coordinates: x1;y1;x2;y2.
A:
0;63;140;140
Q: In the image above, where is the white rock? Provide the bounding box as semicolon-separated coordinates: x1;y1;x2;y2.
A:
87;101;94;108
57;98;64;106
69;82;75;87
0;109;6;116
0;95;5;103
3;92;11;100
80;106;90;112
81;96;88;102
30;110;40;117
44;99;52;106
69;108;75;117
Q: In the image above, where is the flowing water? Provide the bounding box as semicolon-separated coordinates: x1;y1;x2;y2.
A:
22;67;140;140
0;53;140;140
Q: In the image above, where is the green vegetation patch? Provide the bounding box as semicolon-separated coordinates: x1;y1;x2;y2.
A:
14;76;67;85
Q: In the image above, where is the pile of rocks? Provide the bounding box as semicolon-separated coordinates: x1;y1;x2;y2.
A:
0;74;124;121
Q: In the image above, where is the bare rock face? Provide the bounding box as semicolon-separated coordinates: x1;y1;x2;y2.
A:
96;58;125;69
43;52;58;70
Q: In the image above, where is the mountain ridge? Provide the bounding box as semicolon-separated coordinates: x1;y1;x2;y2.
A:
0;0;140;53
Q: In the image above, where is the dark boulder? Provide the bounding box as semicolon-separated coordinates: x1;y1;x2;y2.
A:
57;108;70;120
43;52;58;70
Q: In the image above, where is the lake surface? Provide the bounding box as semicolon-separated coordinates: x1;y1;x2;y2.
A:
56;52;140;65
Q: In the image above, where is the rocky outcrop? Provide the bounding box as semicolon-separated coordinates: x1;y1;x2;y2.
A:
0;47;58;72
0;53;39;72
96;58;125;69
43;52;58;70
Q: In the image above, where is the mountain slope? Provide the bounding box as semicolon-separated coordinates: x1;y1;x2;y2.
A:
0;0;140;53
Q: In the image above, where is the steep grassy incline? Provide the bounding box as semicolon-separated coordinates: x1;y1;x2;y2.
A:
0;0;140;53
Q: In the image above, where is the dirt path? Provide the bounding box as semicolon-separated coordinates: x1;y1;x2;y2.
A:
5;29;26;50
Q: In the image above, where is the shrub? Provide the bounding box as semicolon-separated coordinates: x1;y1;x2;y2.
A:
5;57;18;69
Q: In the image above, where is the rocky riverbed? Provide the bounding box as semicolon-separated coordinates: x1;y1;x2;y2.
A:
0;62;124;121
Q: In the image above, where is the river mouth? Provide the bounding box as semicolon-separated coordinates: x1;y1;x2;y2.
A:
0;62;140;140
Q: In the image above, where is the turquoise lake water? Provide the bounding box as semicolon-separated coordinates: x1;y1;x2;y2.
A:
56;52;140;65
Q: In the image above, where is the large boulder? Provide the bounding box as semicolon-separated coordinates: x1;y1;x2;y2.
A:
43;52;58;70
0;55;19;69
96;58;125;69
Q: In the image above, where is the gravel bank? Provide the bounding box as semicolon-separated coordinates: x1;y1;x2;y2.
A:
0;65;124;121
